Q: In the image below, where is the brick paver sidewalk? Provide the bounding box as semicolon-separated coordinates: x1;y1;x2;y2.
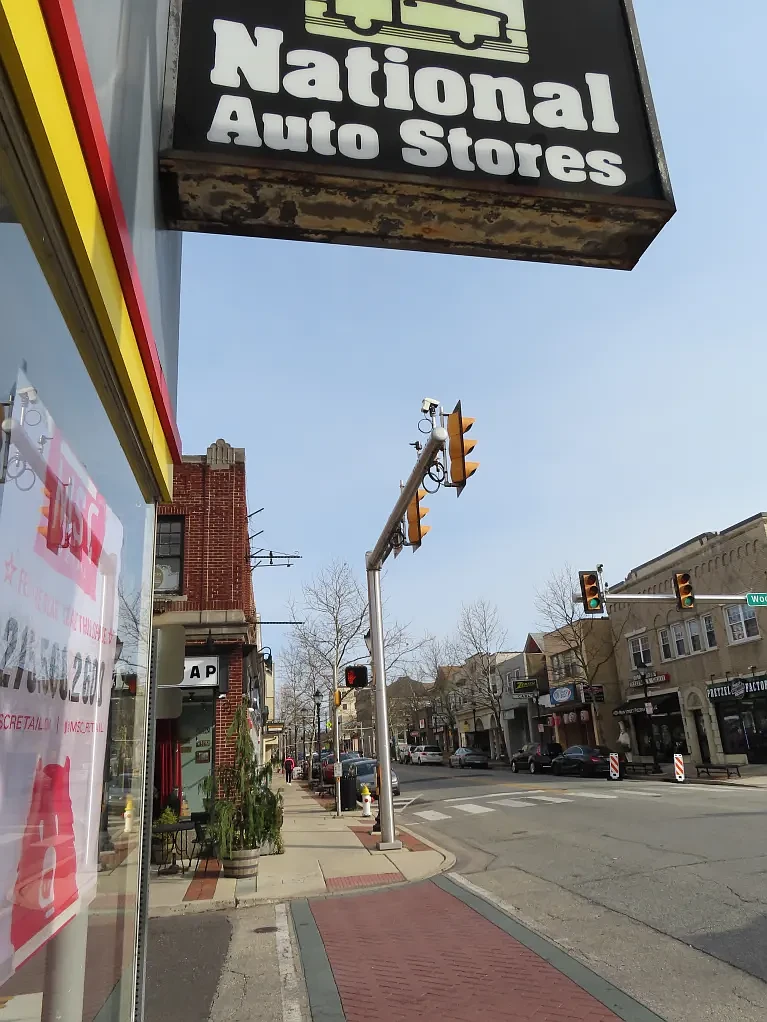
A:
308;880;655;1022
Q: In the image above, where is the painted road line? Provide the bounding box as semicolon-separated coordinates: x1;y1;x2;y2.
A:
566;792;618;800
413;810;452;822
275;902;306;1022
454;803;496;815
490;799;536;808
527;796;573;804
444;792;516;803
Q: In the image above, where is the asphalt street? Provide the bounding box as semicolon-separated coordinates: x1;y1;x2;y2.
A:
394;761;767;1022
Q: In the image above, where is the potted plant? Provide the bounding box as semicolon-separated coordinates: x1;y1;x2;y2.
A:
151;805;178;865
206;703;283;879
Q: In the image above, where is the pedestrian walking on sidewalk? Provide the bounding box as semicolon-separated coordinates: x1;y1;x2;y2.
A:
284;754;294;784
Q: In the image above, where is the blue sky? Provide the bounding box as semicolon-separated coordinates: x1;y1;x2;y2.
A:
176;1;767;658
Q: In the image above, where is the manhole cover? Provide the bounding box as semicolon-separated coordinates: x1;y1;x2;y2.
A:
254;926;278;934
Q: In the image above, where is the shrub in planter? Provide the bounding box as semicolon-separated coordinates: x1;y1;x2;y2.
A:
205;703;283;879
151;806;178;865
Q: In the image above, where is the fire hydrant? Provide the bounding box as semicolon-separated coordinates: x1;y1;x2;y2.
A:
123;795;134;834
360;784;373;818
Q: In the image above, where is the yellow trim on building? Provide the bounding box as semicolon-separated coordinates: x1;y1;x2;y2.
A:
0;0;174;500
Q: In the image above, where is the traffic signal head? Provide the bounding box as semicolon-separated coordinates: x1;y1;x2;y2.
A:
345;665;369;689
673;572;695;610
406;487;430;549
579;571;604;615
447;400;479;495
333;690;342;708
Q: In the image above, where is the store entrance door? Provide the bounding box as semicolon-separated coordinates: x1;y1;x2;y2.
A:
693;709;711;763
178;691;215;815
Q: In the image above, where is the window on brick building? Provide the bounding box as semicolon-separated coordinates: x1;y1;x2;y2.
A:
155;517;184;593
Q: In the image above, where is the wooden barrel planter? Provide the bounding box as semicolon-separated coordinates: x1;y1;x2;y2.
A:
221;848;260;879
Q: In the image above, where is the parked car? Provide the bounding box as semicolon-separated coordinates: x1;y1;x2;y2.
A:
411;745;443;765
400;744;417;764
510;742;563;774
321;750;362;784
312;750;333;780
348;758;400;797
448;747;490;769
396;743;411;763
551;746;625;777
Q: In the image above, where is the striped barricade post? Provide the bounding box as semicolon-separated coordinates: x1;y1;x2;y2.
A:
609;753;621;780
674;754;685;783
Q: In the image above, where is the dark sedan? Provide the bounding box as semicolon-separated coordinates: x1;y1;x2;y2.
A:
551;745;625;777
510;742;562;774
448;747;490;769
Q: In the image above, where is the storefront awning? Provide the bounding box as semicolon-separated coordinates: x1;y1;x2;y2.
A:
613;693;680;718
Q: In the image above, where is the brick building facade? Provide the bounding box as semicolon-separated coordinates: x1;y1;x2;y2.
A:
153;439;266;810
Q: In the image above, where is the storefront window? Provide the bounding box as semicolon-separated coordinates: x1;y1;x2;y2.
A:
1;146;154;1021
714;697;767;763
632;694;688;761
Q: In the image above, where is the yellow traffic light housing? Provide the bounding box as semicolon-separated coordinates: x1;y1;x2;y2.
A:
673;572;695;610
579;571;604;615
447;400;478;495
406;487;430;549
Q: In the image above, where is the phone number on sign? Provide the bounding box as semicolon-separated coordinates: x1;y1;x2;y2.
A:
0;613;109;708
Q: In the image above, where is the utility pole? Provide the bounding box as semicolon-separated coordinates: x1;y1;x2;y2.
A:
333;662;341;817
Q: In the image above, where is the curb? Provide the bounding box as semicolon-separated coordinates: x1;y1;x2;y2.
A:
396;823;457;874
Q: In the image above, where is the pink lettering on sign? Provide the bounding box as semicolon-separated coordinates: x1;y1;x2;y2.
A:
34;432;106;600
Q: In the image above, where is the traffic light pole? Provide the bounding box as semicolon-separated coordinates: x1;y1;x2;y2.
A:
366;425;448;850
603;593;748;604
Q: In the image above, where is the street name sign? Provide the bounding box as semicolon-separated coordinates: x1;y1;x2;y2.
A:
161;0;673;268
746;593;767;607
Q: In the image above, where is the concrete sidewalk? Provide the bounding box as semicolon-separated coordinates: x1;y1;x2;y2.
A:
148;779;453;917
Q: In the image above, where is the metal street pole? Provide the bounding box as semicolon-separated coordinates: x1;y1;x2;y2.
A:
333;663;342;817
366;565;400;849
364;425;447;850
639;667;662;773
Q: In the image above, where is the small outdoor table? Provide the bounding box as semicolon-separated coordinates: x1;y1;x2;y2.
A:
154;819;195;875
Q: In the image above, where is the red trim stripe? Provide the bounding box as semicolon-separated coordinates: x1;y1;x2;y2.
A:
39;0;182;462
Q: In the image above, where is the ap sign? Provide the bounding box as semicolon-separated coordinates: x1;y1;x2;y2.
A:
161;0;673;268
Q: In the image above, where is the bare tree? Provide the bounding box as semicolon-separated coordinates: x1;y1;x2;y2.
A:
416;638;459;750
453;600;512;758
535;564;633;744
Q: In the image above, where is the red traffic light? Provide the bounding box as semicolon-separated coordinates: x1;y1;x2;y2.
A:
345;665;369;689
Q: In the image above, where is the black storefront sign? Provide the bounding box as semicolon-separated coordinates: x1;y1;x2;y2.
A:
707;676;767;702
161;0;673;268
512;677;538;695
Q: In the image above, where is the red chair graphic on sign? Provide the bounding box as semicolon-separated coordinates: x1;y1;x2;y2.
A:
10;758;79;955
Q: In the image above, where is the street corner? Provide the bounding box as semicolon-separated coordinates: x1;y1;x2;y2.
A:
295;877;665;1022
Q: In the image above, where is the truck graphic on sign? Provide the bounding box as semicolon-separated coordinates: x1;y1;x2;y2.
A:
305;0;530;63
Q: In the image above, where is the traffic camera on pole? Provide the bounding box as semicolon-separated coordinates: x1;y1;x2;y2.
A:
345;665;369;689
579;571;604;615
673;572;695;610
406;488;430;548
447;401;478;495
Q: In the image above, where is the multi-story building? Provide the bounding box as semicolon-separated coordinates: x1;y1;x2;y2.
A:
500;641;547;754
608;513;767;766
454;653;516;759
152;440;270;813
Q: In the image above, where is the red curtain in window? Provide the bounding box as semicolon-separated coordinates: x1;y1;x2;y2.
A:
155;720;176;807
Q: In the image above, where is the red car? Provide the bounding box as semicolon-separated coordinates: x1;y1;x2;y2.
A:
321;751;361;783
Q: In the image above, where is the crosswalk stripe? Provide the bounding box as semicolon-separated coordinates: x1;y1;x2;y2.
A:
413;810;451;822
455;803;496;814
567;792;618;800
527;796;573;804
489;799;536;808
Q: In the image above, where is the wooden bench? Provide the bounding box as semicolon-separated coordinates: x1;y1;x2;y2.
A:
623;761;657;775
695;763;741;779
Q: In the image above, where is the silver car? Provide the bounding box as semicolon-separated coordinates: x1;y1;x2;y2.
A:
349;759;400;797
448;747;490;769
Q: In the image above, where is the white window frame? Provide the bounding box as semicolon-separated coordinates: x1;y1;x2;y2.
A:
671;622;688;657
724;605;760;645
686;617;703;654
628;634;652;670
702;613;718;650
658;627;673;662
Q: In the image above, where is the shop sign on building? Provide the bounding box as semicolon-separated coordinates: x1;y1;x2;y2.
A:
182;655;220;687
628;671;670;689
161;0;673;269
0;374;121;982
512;676;538;696
550;684;577;706
708;676;767;701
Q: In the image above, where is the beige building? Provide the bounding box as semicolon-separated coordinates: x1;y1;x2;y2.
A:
608;513;767;767
453;653;516;759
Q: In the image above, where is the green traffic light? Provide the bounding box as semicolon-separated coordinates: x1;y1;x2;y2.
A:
589;598;600;609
